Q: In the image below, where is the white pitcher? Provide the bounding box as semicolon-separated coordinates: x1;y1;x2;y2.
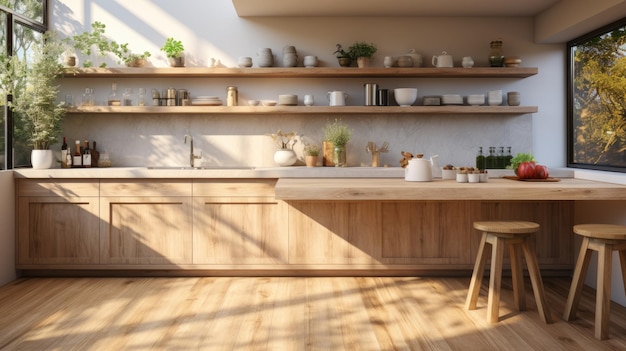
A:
405;157;433;182
327;91;349;106
432;51;454;68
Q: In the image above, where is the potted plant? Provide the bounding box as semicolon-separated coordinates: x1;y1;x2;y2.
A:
70;21;117;68
112;43;152;67
161;37;185;67
333;44;353;67
0;31;67;168
267;130;298;166
304;144;320;167
323;118;352;167
348;41;377;68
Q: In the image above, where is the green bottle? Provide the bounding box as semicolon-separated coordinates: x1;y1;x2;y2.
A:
476;147;486;171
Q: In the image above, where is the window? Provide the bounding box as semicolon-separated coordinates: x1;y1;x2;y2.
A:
568;17;626;172
0;0;47;169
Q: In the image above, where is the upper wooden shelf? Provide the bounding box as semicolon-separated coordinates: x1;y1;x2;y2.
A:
62;67;538;79
67;105;538;115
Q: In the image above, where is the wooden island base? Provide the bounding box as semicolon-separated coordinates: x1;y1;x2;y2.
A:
17;177;626;276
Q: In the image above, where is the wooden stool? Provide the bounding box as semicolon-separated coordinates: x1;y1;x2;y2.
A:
563;224;626;340
465;221;552;323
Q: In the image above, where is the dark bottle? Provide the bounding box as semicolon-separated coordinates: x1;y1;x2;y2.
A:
505;146;513;168
91;141;100;167
496;146;505;169
485;146;496;169
82;140;91;168
476;147;486;171
61;137;69;168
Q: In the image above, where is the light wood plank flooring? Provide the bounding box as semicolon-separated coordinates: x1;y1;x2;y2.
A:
0;277;625;350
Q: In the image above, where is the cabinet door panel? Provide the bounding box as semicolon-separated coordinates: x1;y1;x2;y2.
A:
287;201;381;264
193;197;288;264
380;201;475;264
100;197;192;265
18;197;100;264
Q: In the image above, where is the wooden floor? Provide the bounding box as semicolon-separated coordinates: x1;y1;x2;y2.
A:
1;277;626;350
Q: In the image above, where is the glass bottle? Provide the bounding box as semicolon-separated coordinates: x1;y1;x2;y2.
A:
123;88;134;106
333;144;346;167
485;146;496;169
505;146;513;168
476;147;486;171
108;83;120;106
226;86;238;106
137;88;146;106
81;88;94;106
496;146;505;169
488;39;504;67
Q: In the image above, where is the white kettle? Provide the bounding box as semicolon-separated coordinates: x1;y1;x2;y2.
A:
405;157;433;182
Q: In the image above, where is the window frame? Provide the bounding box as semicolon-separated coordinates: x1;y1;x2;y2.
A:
567;17;626;173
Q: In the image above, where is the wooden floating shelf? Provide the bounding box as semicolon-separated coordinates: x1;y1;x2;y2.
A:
67;105;538;115
62;67;538;79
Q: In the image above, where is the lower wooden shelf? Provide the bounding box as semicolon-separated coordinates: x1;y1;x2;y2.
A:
67;105;538;115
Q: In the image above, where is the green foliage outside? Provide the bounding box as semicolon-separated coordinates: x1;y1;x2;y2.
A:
572;24;626;166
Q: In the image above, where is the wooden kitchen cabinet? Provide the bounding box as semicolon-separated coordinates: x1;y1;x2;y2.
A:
16;180;100;265
192;179;289;265
99;180;193;265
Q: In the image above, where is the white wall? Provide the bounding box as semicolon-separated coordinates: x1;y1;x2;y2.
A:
51;0;563;169
0;171;16;286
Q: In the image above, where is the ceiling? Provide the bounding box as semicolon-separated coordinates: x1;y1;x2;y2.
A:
232;0;562;17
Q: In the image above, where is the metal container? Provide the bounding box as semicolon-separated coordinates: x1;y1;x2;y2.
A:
166;87;176;106
364;83;378;106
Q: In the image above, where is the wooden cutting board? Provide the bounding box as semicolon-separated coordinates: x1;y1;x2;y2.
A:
502;176;561;182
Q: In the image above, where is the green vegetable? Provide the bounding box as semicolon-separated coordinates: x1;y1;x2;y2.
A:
508;152;535;171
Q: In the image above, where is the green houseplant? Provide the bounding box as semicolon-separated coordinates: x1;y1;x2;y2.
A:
71;21;118;67
304;143;320;167
323;118;352;167
348;41;377;68
161;37;185;67
0;31;67;168
112;43;151;67
333;44;353;67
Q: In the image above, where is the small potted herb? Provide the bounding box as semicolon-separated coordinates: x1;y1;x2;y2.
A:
323;118;352;167
304;144;320;167
348;41;377;68
161;37;185;67
112;43;151;67
333;44;353;67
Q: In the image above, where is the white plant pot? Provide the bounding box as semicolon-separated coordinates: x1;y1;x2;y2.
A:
273;149;297;167
31;149;53;169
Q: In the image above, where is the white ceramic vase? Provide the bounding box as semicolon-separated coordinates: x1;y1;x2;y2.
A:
31;149;53;169
274;149;297;166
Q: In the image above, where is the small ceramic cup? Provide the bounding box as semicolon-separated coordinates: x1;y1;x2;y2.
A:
456;173;468;183
468;173;480;183
303;55;318;68
507;91;521;106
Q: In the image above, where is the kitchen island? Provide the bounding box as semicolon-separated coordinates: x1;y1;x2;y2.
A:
13;167;626;276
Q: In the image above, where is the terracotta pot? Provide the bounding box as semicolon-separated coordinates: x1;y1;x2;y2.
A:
305;155;319;167
357;57;370;68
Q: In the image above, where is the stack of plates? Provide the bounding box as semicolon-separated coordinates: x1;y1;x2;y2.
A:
278;94;298;106
192;96;222;106
441;94;463;105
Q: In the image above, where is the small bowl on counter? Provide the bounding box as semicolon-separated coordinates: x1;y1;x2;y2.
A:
262;100;277;106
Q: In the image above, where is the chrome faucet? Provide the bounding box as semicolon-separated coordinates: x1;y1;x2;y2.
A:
184;134;202;167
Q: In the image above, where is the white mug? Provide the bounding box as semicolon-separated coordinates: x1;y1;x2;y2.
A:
327;91;349;106
303;55;318;67
304;94;314;106
432;51;454;68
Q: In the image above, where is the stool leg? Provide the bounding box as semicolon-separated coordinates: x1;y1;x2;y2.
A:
509;242;526;311
596;242;612;340
564;237;592;321
521;237;552;323
466;233;490;310
618;250;626;295
487;234;504;323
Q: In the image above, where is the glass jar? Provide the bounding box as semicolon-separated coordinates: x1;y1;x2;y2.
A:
333;145;346;167
489;39;504;67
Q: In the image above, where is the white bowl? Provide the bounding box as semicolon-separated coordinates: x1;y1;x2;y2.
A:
394;88;418;107
467;94;485;106
262;100;277;106
248;100;260;106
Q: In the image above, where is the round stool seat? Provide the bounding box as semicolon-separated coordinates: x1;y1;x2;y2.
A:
474;221;540;234
573;224;626;240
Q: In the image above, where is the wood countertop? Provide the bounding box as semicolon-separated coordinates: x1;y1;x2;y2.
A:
275;178;626;201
